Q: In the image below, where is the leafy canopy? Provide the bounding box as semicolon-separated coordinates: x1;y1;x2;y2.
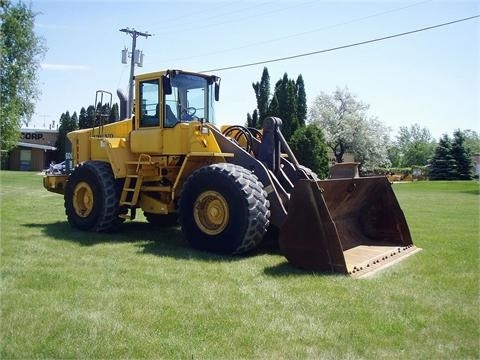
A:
390;123;436;167
309;87;390;170
289;124;329;178
0;1;46;152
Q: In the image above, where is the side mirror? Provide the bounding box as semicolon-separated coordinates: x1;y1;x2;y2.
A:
162;76;172;95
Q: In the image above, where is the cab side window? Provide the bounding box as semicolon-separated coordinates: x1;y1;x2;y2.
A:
139;80;159;127
164;86;179;128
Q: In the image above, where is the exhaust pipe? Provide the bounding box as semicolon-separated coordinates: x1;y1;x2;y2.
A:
117;89;128;120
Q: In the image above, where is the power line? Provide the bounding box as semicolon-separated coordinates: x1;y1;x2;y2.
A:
200;15;480;73
152;1;316;37
148;2;274;33
162;0;431;64
145;1;234;29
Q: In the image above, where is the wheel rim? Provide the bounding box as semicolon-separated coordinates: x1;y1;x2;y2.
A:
193;191;229;235
73;181;94;218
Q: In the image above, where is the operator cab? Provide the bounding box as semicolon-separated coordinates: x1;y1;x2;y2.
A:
137;70;220;129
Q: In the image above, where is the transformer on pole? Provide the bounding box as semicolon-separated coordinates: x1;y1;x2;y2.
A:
119;28;151;115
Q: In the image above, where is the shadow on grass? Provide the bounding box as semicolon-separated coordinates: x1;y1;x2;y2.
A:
23;220;282;264
461;188;480;195
23;221;337;276
263;261;345;278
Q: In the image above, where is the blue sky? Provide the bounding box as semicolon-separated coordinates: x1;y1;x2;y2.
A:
29;0;479;140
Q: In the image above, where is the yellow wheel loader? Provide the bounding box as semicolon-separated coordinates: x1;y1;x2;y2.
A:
44;69;419;277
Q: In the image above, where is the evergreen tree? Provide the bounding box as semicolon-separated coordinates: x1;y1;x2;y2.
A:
247;68;306;139
286;78;300;140
269;74;299;141
95;102;110;126
55;111;78;161
246;109;259;129
429;134;457;180
451;130;473;180
78;107;88;129
289;124;329;178
71;111;78;127
251;67;270;128
86;105;96;128
268;94;279;117
246;113;253;128
109;103;119;123
296;74;307;127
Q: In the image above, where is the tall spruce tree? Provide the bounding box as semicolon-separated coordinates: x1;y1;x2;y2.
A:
86;105;96;128
429;134;458;180
269;74;299;141
252;67;270;128
247;68;306;139
78;107;88;129
451;130;473;180
246;109;259;129
109;103;119;123
55;111;78;161
296;74;307;127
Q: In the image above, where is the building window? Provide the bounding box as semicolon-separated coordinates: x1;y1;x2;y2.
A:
20;149;31;170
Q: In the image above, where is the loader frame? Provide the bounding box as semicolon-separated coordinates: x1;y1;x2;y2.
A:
43;69;419;276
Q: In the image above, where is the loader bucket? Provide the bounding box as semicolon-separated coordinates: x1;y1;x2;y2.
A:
279;177;420;277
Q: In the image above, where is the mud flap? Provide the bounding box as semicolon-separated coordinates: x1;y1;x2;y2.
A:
279;177;419;277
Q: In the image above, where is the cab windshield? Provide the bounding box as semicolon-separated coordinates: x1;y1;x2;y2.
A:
164;73;216;127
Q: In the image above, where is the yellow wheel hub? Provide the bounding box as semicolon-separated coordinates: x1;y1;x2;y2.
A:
73;181;94;218
193;191;229;235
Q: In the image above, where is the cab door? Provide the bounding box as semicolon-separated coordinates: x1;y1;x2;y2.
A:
130;78;164;154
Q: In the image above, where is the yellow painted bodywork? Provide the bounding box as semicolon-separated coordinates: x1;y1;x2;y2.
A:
44;70;233;218
43;174;68;194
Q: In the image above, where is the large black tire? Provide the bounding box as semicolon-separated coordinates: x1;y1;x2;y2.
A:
64;161;123;232
179;163;270;255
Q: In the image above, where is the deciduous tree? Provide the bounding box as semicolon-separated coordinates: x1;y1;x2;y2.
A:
462;129;480;154
0;1;46;153
309;87;390;169
392;123;436;167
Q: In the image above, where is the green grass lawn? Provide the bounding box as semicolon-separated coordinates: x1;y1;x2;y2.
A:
1;171;479;359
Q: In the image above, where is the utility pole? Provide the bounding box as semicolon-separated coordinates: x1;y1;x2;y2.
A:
119;28;151;115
